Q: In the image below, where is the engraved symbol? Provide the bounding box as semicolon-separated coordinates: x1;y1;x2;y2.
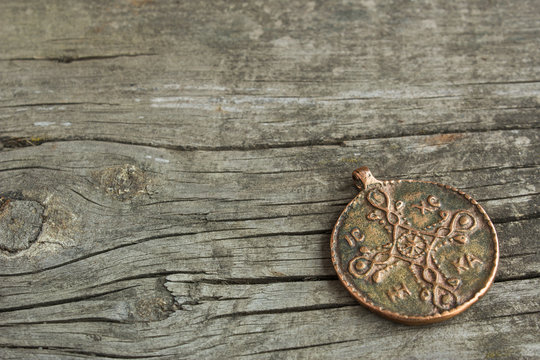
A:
367;211;383;221
349;257;371;277
397;233;426;259
419;288;431;301
387;282;411;303
344;227;364;247
347;188;479;312
412;195;440;214
453;253;483;274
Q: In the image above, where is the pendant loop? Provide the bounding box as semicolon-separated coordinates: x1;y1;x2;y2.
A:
352;167;381;191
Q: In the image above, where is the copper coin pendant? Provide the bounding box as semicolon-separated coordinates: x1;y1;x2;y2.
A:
331;167;499;325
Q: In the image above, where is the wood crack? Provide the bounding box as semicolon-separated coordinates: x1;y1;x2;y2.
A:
207;211;338;223
0;166;66;173
0;102;119;109
1;127;538;153
206;229;331;243
494;273;540;283
0;344;166;359
0;317;129;327
70;188;112;209
167;275;338;286
457;79;540;86
0;230;228;277
207;303;357;321
491;212;540;224
239;339;358;357
499;251;538;260
0;286;138;313
90;271;209;289
0;53;157;64
262;198;352;207
485;310;540;321
402;163;540;178
479;192;540;202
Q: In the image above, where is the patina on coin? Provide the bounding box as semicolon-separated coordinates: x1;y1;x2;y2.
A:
331;167;499;325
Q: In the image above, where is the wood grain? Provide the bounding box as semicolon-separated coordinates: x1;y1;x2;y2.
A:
0;0;538;358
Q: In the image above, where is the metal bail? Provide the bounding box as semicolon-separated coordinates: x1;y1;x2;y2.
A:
352;167;381;191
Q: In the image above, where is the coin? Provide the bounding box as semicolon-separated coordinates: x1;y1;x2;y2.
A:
330;167;499;324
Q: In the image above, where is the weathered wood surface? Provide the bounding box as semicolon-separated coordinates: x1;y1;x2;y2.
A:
0;0;539;359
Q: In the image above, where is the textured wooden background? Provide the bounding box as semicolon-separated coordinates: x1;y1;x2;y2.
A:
0;1;539;359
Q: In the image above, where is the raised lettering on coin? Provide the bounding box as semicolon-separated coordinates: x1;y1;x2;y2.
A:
387;283;412;303
453;253;483;274
344;227;365;247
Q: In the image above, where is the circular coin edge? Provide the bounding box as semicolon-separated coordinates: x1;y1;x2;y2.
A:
330;179;499;325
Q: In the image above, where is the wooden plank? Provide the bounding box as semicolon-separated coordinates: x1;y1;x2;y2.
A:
0;130;538;358
0;0;538;358
0;129;537;275
0;1;538;150
0;278;538;359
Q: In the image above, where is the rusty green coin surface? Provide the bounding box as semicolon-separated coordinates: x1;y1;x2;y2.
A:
330;167;499;325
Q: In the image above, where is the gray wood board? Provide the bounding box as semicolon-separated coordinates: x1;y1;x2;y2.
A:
0;0;539;359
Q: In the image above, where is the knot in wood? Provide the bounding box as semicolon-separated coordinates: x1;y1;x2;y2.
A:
0;197;44;253
96;164;148;200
